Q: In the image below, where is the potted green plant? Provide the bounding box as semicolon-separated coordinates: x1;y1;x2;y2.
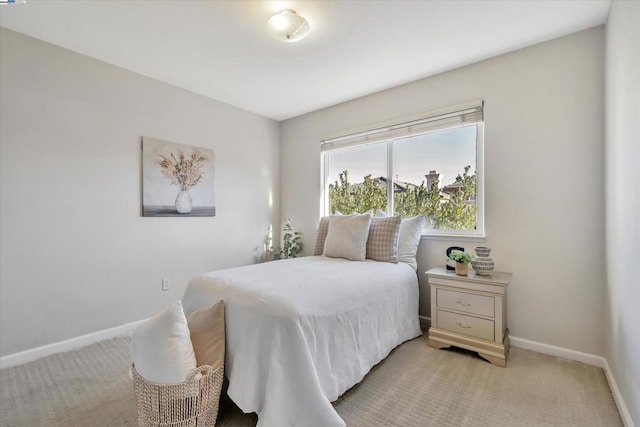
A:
257;219;303;262
448;250;472;276
280;218;303;259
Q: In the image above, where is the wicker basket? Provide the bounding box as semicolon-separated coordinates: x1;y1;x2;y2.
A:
132;363;224;427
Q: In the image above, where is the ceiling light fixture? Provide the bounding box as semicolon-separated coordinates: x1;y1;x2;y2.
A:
266;9;310;43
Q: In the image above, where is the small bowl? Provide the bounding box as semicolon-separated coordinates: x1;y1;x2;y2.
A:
475;246;491;257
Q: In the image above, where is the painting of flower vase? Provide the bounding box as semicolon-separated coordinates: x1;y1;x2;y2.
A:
142;137;215;217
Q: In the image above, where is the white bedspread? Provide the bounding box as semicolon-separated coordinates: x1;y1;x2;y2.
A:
182;256;421;427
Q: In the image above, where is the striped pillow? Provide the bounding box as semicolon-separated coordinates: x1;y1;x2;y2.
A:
366;215;402;263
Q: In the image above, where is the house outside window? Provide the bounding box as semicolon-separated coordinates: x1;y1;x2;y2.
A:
321;101;484;237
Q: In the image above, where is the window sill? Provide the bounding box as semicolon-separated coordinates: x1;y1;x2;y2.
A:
420;234;486;242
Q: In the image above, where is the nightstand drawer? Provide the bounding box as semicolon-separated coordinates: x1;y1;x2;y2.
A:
437;288;495;317
437;310;495;342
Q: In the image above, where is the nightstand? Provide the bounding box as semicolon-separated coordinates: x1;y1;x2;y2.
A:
426;266;512;367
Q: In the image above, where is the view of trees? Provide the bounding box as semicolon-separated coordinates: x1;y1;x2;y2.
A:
328;166;477;230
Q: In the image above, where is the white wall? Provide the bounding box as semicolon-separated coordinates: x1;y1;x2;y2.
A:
281;27;605;355
605;1;640;424
0;28;280;356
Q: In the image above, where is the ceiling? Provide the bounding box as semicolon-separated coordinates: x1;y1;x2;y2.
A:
0;0;610;121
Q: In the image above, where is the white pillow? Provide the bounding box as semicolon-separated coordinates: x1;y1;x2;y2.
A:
316;210;374;256
397;215;426;271
323;214;372;261
131;301;197;384
337;209;372;216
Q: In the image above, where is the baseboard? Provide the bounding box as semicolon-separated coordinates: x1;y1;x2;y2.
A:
418;315;431;330
0;318;147;369
509;335;604;367
602;358;636;427
509;336;634;427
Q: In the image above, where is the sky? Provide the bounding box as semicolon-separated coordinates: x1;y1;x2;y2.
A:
326;126;477;188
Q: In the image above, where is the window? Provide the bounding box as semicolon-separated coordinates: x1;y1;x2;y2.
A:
321;101;484;237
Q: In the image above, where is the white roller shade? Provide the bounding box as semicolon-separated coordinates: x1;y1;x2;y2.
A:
321;101;483;152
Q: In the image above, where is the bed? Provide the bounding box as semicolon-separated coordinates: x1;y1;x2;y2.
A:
181;255;421;427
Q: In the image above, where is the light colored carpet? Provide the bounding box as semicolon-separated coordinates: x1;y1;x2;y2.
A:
0;334;622;426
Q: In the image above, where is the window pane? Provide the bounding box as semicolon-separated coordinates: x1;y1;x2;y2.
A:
326;142;387;214
393;126;477;230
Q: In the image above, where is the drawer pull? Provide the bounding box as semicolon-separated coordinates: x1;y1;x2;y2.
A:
456;298;472;307
456;320;472;329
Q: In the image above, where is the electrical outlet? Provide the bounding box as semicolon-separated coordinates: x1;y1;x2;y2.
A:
162;278;171;291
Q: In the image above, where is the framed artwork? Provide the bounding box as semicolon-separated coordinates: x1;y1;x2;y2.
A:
142;137;215;217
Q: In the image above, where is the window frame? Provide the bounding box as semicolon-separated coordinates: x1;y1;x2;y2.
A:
320;101;485;238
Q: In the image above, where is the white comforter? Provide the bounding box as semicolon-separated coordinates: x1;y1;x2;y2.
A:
182;256;421;427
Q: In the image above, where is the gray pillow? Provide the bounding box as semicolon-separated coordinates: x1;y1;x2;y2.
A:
366;215;402;263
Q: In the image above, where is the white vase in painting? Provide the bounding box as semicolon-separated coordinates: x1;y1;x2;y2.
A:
175;190;193;214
